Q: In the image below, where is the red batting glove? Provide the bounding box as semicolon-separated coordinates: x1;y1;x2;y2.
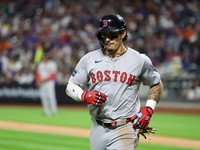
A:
130;106;154;129
81;90;107;106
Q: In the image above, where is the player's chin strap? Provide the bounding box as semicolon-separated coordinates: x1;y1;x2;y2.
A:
99;40;106;54
96;31;106;54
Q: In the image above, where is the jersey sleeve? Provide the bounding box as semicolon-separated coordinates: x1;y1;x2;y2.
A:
140;54;161;87
69;55;88;89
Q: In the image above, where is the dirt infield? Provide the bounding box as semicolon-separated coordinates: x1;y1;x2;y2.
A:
0;120;200;149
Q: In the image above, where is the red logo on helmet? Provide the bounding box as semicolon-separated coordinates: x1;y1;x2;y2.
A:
102;20;108;27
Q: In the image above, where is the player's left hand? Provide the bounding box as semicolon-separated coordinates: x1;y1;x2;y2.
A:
130;106;154;129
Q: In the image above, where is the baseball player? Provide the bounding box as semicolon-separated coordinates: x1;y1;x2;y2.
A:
36;52;58;116
66;13;163;150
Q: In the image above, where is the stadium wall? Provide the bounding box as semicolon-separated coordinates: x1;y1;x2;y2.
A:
0;79;200;113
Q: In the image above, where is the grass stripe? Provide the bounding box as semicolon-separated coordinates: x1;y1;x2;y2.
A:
0;106;91;128
137;143;199;150
0;129;90;150
150;112;200;139
0;133;89;147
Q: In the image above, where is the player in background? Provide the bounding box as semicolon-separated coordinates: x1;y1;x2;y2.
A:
66;13;163;150
36;52;58;116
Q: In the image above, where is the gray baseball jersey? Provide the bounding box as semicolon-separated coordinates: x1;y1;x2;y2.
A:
37;60;58;116
69;47;160;120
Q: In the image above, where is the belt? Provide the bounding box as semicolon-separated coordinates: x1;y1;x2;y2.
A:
96;119;131;127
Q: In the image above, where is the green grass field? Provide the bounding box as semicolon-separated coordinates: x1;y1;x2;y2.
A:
0;129;90;150
0;105;199;150
0;128;196;150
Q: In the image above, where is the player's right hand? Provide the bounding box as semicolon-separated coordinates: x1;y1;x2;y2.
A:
81;90;107;106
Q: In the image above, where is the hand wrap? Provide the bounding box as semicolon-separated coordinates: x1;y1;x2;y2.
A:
82;90;107;106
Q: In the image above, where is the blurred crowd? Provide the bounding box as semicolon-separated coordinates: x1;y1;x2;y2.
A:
0;0;200;86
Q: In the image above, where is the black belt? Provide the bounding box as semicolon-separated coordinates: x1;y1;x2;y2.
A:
96;120;115;127
96;119;131;127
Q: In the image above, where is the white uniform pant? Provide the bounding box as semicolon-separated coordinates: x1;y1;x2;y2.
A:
39;81;57;116
90;119;139;150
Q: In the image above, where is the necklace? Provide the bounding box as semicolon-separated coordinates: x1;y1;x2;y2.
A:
106;47;127;58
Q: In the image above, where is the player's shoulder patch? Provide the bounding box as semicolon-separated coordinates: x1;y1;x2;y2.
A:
72;70;77;77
